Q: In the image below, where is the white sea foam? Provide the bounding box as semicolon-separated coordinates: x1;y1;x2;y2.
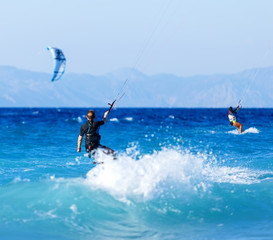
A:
86;149;194;200
204;166;262;184
109;118;119;122
77;117;83;123
228;127;259;135
23;168;35;172
124;117;133;121
70;204;78;214
84;147;272;201
243;127;259;134
12;176;31;183
71;116;83;123
34;209;57;219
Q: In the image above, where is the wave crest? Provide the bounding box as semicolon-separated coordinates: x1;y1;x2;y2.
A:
85;147;272;201
228;127;259;135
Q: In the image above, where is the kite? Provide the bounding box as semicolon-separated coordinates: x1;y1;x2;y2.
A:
47;46;66;82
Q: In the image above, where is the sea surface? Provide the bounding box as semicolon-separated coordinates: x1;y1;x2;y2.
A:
0;108;273;240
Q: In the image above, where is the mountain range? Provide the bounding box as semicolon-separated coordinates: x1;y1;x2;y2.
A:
0;65;272;107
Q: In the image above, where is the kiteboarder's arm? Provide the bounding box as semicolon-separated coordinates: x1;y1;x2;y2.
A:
77;126;84;152
103;111;109;123
232;105;240;113
77;135;83;152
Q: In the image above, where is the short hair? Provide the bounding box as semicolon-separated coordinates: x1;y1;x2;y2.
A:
87;110;95;119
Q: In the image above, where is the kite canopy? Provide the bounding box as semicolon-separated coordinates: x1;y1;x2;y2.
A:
47;46;66;82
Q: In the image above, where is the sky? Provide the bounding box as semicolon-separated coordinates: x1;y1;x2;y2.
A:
0;0;273;76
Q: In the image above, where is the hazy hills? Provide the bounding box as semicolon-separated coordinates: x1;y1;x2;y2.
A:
0;65;272;107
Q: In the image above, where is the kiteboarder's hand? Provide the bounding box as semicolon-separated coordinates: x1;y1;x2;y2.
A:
77;147;81;152
104;111;109;119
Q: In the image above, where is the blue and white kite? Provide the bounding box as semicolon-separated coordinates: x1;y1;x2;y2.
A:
47;46;66;82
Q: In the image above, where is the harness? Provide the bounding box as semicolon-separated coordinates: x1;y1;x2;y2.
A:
228;110;237;125
85;121;101;150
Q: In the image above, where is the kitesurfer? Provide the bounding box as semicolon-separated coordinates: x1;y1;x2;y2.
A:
77;110;115;159
228;105;243;133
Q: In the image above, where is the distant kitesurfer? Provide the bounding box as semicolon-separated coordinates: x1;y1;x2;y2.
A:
228;105;243;133
77;110;115;160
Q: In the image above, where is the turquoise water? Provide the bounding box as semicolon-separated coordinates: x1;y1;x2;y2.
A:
0;108;273;239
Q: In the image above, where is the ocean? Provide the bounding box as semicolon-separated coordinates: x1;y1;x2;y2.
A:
0;108;273;240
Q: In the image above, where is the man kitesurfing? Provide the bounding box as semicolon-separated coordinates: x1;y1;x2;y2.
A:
228;103;243;133
77;101;116;161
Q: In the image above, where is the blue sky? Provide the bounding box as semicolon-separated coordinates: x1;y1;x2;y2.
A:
0;0;273;76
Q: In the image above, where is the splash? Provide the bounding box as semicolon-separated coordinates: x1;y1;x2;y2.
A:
86;148;203;200
228;127;259;135
242;127;259;134
85;147;272;201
